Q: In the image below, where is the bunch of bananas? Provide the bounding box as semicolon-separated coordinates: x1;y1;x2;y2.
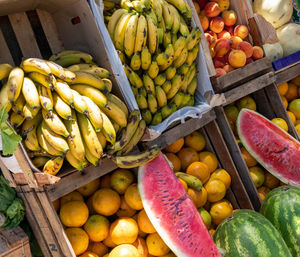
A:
105;0;201;126
0;51;159;175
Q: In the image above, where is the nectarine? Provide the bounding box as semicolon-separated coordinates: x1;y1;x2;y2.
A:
252;46;264;60
222;10;237;26
234;25;249;40
209;17;225;33
228;49;246;68
237;41;253;58
204;2;221;17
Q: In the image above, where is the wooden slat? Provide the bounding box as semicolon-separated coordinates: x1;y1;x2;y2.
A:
8;13;42;58
13;172;60;186
0;30;14;65
0;159;16;188
275;61;300;85
252;88;275;119
36;9;64;54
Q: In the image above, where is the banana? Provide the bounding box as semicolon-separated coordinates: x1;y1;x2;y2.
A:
64;110;85;161
40;121;69;154
165;66;176;80
175;172;203;191
12;94;25;114
130;52;142;71
49;50;87;61
77;113;103;158
55;81;74;106
183;1;192;20
67;64;110;79
127;68;143;88
52;92;72;120
107;9;128;41
102;78;113;92
166;0;187;13
82;96;103;132
148;61;159;79
70;84;107;107
23;115;42;152
143;75;155;94
172;33;177;44
183;63;196;91
186;28;201;51
97;132;107;149
28;150;50;158
53;53;93;67
100;111;117;144
156;53;168;66
147;93;158;114
21;112;42;136
84;141;99;166
186;45;199;66
173;37;186;60
7;68;24;103
151;111;162;125
187;77;197;95
179;16;189;37
65;151;87;170
146;14;158;54
117;119;146;155
141;0;151;10
139;87;147;97
161;103;177;119
136;92;148;109
141;46;151;70
71;89;88;115
28;72;55;90
10;111;25;128
177;63;189;75
23;104;40;120
21;58;53;77
114;13;132;51
163;30;172;49
154;73;166;86
186;96;194;106
43;156;64;175
21;77;40;109
100;100;127;128
169;4;180;34
164;44;174;64
162;80;172;94
0;64;12;80
132;1;147;12
134;15;147;53
107;94;129;118
69;71;105;91
104;0;115;10
141;109;152;124
46;61;75;81
120;0;134;10
0;83;12;112
179;93;192;108
38;85;53;113
32;156;50;168
112;146;160;168
124;14;139;57
156;86;167;107
157;27;164;44
42;109;69;137
170;91;185;108
161;1;173;30
173;47;188;67
151;0;162;22
131;85;138;96
167;74;183;99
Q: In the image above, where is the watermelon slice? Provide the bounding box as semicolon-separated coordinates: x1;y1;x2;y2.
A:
138;153;221;257
237;109;300;187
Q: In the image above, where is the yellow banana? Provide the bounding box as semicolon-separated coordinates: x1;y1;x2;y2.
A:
7;68;24;103
186;63;197;88
143;75;155;94
186;28;201;51
177;63;189;75
146;14;158;54
179;16;189;37
104;0;115;10
65;151;86;170
130;52;142;71
170;91;185;108
71;89;88;115
124;14;139;57
12;94;25;114
173;47;188;67
161;1;173;30
135;15;147;53
186;45;199;66
68;64;110;79
151;111;162;125
42;109;69;137
163;30;172;49
162;80;172;94
22;77;40;109
169;4;180;34
53;53;93;67
21;58;53;78
151;0;162;22
52;92;72;120
121;0;134;10
127;68;144;88
161;103;177;119
183;1;192;20
24;124;41;152
69;71;105;91
166;0;186;13
141;109;152;124
175;172;202;191
132;1;147;12
63;70;77;83
141;0;151;10
21;112;42;136
28;150;50;158
100;100;127;128
187;77;197;96
141;46;151;70
10;111;25;128
46;61;75;81
49;50;87;61
167;74;183;99
118;50;127;64
156;86;167;107
131;85;138;97
147;93;158;114
0;83;12;112
165;66;176;80
97;132;107;149
38;85;53;112
28;72;55;90
43;156;64;176
100;111;117;144
23;104;40;120
154;73;166;86
108;9;128;41
106;94;129;118
55;81;74;106
32;156;50;169
156;53;168;66
172;33;177;43
83;141;99;166
139;87;147;97
82;96;103;132
114;13;132;51
148;61;159;79
136;92;148;109
0;64;12;80
180;93;192;108
102;78;113;92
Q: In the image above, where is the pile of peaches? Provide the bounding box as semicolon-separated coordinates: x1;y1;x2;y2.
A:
193;0;264;77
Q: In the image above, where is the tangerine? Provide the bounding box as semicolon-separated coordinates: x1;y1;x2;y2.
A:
164;138;184;153
287;111;296;125
124;184;143;210
186;161;210;184
177;147;199;170
137;209;156;234
210;169;231;189
241;147;257;167
210;199;233;225
92;188;121;216
199;151;218;173
271;118;288;132
77;178;100;197
209;229;216;237
184;131;206;151
84;215;110;242
86;196;97;215
263;172;280;189
165;153;181;172
288;99;300;118
60;191;84;206
132;237;148;257
103;234;117;248
78;251;99;257
281;96;288;109
60;201;89;227
296;124;300;135
236;96;256;111
258;186;271;200
146;233;170;256
109;244;139;257
249;166;265;188
187;187;207;207
110;217;139;245
205;179;226;202
87;242;108;257
285;83;298;101
65;228;89;256
110;169;134;194
277;82;288;96
116;196;136;217
224;104;239;122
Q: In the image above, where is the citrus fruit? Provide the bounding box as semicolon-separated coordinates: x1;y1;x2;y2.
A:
77;179;100;197
210;169;231;189
209;229;216;237
263;172;280;189
164;138;184;153
86;196;96;215
116;196;136;217
178;178;188;191
137;209;156;234
132;237;148;257
186;161;210;184
110;169;134;194
78;251;99;257
271;118;288;131
65;228;89;255
187;187;207;207
146;232;170;256
288;99;300;118
60;191;84;206
287;111;296;125
296;124;300;135
285;83;298;101
84;214;110;242
109;244;139;257
281;95;288;109
224;104;239;122
184;131;206;151
236;96;256;111
249;166;265;188
165;152;181;172
241;147;257;167
296;119;300;125
258;186;271;200
210;199;233;225
258;192;266;201
204;179;226;202
199;151;218;173
291;76;300;86
87;242;108;257
197;207;212;229
100;174;111;188
52;199;60;212
103;233;117;248
161;253;176;257
277;82;288;96
110;217;139;245
124;183;143;210
60;200;89;227
177;147;199;170
92;188;121;216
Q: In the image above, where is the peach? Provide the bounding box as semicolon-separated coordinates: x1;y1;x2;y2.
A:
213;57;226;68
200;9;206;16
223;51;231;64
223;64;235;73
193;1;201;14
228;49;247;68
205;33;217;47
210;46;216;58
199;15;209;31
231;36;243;49
237;41;253;58
246;58;254;64
222;10;237;26
224;26;234;35
206;30;218;40
234;25;249;40
217;0;230;11
215;68;227;77
252;46;264;60
204;2;221;17
218;30;231;39
198;0;209;9
214;38;232;57
209;17;225;33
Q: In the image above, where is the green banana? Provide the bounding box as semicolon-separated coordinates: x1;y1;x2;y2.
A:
175;172;203;191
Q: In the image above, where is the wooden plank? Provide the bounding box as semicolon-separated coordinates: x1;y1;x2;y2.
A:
0;159;16;188
8;13;42;58
12;172;60;186
36;9;64;54
0;30;14;65
252;88;275;119
275;61;300;85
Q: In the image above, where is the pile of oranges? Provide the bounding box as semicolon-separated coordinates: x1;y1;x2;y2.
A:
163;130;235;235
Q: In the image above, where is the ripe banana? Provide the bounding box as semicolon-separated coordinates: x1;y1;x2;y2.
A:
106;94;129;118
22;77;40;109
82;96;103;132
166;0;186;13
139;87;147;97
186;96;195;106
97;132;107;149
114;13;132;51
147;93;158;114
0;83;12;112
180;93;192;108
67;64;110;79
173;47;188;67
43;156;64;175
130;52;142;71
69;71;105;91
172;33;177;44
65;151;86;170
147;61;159;79
173;36;186;60
154;73;166;86
49;50;86;61
21;112;42;136
84;141;99;166
136;92;148;109
161;103;177;119
164;43;174;62
127;68;143;88
53;53;93;67
186;28;201;51
71;89;88;115
120;0;134;10
28;72;55;90
131;85;138;96
177;63;189;75
28;150;50;158
179;16;189;37
165;66;176;80
146;14;158;54
46;61;75;81
100;100;127;128
23;104;40;120
169;4;180;34
141;0;151;10
108;9;128;41
21;58;53;78
170;91;185;108
143;75;155;94
134;15;148;53
161;1;174;30
167;74;183;99
132;1;147;12
7;67;24;103
183;1;192;19
12;94;25;114
100;111;117;144
10;111;25;128
151;0;162;22
38;85;53;112
187;77;197;95
163;30;172;49
42;109;69;137
162;80;172;94
141;109;152;124
32;156;50;168
124;14;139;57
118;50;127;65
104;0;115;10
151;112;162;125
24;122;41;152
141;46;151;70
52;92;72;120
156;53;168;66
156;86;167;107
102;78;113;92
55;81;74;106
0;64;12;80
186;45;199;66
175;172;203;191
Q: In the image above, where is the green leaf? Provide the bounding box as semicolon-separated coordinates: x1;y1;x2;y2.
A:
1;129;22;156
1;124;14;135
0;176;15;212
3;198;25;229
0;106;9;126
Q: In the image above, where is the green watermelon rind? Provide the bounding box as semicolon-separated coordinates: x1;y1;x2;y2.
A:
236;108;299;187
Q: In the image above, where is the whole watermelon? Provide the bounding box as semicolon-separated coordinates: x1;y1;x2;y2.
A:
213;209;292;257
261;186;300;257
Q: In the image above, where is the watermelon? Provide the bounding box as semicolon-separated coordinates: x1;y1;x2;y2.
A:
261;186;300;256
237;109;300;187
138;153;221;257
214;209;292;257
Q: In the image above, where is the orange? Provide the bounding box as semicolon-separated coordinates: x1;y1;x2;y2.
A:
291;76;300;86
52;199;60;212
87;196;96;215
165;153;181;172
288;99;300;118
296;124;300;135
287;111;296;125
259;192;266;201
79;251;99;257
60;201;89;227
100;174;111;188
296;119;300;125
187;187;207;207
285;83;298;101
84;215;110;242
209;229;216;237
236;96;256;111
77;178;100;197
110;169;134;194
88;242;108;257
132;214;148;238
103;233;117;248
109;244;139;257
161;253;176;257
277;82;288;96
110;217;139;245
184;131;206;151
186;161;210;184
258;186;271;200
177;147;199;170
103;254;109;257
241;147;257;167
146;233;170;256
137;209;156;234
210;169;231;189
199;151;218;173
65;228;89;256
92;188;121;216
178;178;188;191
263;172;280;189
249;166;265;188
197;207;212;229
124;184;143;210
164;138;184;153
224;104;239;122
116;196;136;217
205;179;226;202
210;199;233;225
60;191;84;206
281;96;288;109
132;237;148;257
271;118;288;132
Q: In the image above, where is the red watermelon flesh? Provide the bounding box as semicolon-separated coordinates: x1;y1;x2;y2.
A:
138;152;221;257
237;109;300;187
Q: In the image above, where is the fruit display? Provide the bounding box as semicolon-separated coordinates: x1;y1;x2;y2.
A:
193;0;264;77
103;0;201;125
